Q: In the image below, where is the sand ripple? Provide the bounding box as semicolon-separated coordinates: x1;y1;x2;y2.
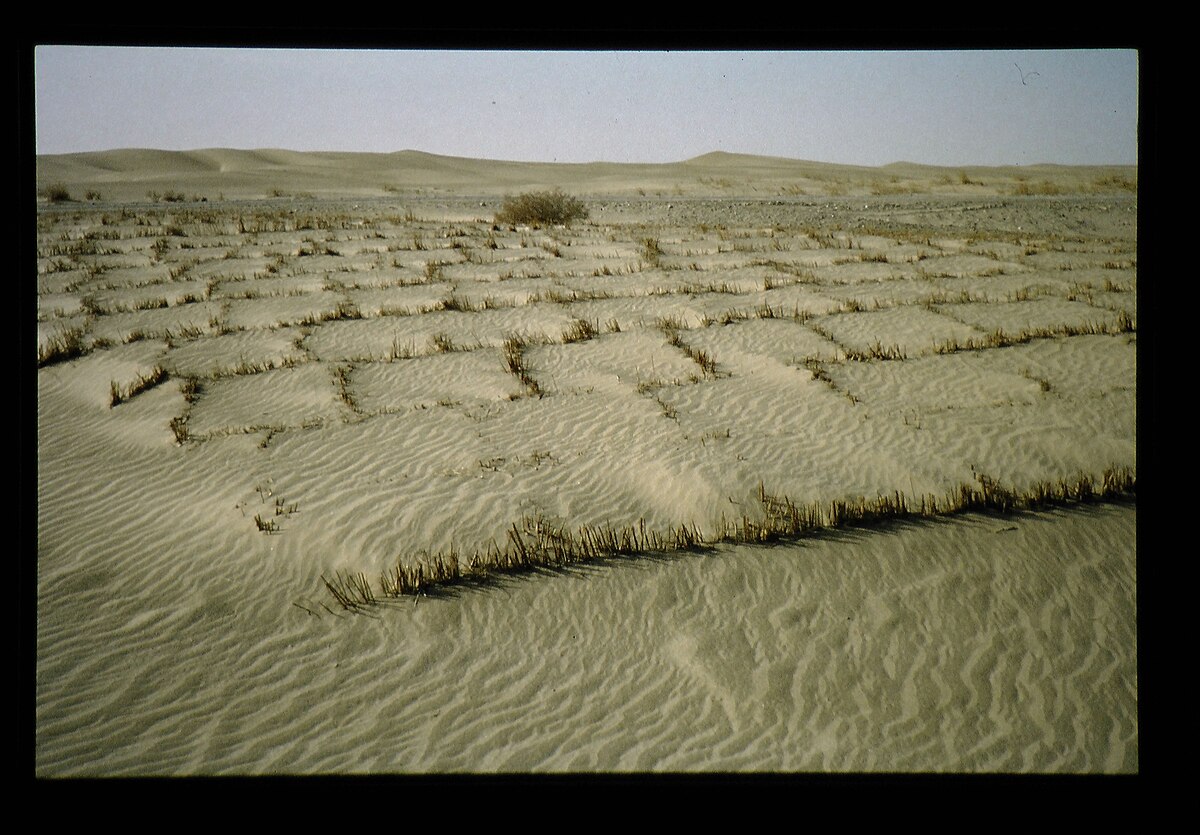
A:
37;188;1136;774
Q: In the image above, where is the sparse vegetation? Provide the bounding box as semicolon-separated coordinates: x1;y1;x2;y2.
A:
495;189;588;226
35;187;1136;625
169;414;190;444
561;318;598;344
109;366;168;407
179;376;202;403
1012;180;1064;196
43;183;72;203
38;327;87;366
333;364;358;410
390;336;416;361
933;316;1135;354
1091;174;1137;193
846;341;907;362
323;301;363;321
659;318;719;378
322;571;376;610
317;465;1135;608
502;336;542;397
430;333;458;354
1020;367;1053;393
641;237;664;266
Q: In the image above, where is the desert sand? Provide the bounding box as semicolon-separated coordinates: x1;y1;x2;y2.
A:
35;150;1136;774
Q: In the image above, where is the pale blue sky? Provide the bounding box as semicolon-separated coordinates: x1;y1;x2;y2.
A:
34;47;1139;167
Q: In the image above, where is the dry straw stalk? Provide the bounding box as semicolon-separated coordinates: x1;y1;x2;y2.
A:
318;466;1134;612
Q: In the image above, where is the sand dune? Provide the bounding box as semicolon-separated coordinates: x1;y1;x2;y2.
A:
36;150;1136;774
37;147;1138;202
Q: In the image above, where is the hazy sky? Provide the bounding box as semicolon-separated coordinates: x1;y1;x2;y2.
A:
34;47;1139;167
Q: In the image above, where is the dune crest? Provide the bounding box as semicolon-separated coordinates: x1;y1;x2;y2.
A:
37;147;1137;202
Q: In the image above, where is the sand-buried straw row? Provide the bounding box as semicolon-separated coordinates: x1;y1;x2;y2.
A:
317;465;1135;611
37;326;87;367
347;516;705;601
932;315;1135;354
658;316;721;377
108;365;168;407
501;335;542;397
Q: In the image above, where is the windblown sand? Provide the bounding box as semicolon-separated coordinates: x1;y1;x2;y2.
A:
36;150;1137;774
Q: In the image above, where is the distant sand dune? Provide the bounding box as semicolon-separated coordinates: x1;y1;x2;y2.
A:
37;148;1138;202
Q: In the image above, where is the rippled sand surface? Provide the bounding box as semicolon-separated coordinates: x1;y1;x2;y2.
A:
36;502;1135;774
36;151;1136;774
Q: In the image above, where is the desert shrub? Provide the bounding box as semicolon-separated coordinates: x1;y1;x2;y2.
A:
43;183;72;203
495;189;588;226
1092;174;1137;193
1013;179;1066;196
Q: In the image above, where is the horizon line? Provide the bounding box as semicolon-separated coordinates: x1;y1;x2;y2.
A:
36;146;1139;170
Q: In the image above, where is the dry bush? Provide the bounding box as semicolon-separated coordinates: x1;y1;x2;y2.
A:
43;183;72;203
1013;180;1064;196
495;189;588;226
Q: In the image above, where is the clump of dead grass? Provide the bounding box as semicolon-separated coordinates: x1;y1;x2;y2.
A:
502;335;543;397
38;327;88;367
560;318;599;344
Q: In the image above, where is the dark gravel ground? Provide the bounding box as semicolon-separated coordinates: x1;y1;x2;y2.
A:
39;193;1137;243
363;193;1137;242
584;195;1138;242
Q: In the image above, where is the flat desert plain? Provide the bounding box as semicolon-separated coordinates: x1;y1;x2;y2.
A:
35;150;1137;774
